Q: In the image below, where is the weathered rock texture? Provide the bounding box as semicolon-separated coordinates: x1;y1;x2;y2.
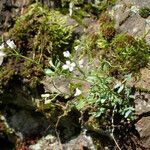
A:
111;0;150;148
112;0;150;44
0;0;32;33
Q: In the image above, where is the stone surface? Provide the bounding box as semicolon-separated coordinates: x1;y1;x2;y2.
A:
134;92;150;115
112;1;150;148
41;76;71;95
112;0;150;43
5;109;49;138
127;68;150;91
0;0;32;33
135;117;150;149
30;133;96;150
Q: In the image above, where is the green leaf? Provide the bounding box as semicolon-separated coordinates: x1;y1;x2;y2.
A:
44;69;54;75
117;84;124;93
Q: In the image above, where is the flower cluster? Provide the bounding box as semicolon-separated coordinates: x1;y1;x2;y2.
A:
62;51;84;72
62;60;76;71
62;51;83;96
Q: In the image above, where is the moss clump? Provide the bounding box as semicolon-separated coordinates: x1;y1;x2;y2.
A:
139;7;150;18
111;33;136;48
107;33;150;76
10;3;73;60
99;12;112;24
60;0;116;19
101;23;116;41
0;3;74;93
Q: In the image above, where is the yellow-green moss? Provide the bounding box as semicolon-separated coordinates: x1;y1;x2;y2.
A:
0;3;74;93
107;33;150;76
101;23;116;41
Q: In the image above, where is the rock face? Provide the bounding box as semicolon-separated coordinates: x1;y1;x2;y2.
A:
0;0;32;33
135;116;150;149
0;0;150;149
112;0;150;44
6;109;50;138
29;133;96;150
111;0;150;148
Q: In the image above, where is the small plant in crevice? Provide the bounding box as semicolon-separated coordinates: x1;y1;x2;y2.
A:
139;6;150;18
42;49;135;149
40;48;136;150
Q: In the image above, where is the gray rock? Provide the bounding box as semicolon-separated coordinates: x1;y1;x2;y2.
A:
112;0;150;43
135;116;150;149
131;0;150;8
134;92;150;115
30;133;96;150
119;14;146;36
6;109;49;138
41;76;71;95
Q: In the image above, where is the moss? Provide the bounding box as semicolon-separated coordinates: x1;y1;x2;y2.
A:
107;33;150;76
139;7;150;18
99;12;112;24
101;23;116;41
60;0;117;19
10;3;73;60
0;3;74;93
111;33;136;48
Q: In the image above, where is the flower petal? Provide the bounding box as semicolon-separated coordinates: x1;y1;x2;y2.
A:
0;43;5;50
0;57;4;65
66;60;71;65
74;88;82;96
69;66;74;71
79;59;84;68
71;62;76;67
62;64;69;70
63;51;70;58
6;39;16;49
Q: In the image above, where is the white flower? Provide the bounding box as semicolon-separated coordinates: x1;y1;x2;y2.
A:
41;93;50;98
79;59;84;68
6;39;16;49
63;51;70;58
130;6;139;14
0;50;6;65
62;60;76;71
74;88;82;96
0;43;5;50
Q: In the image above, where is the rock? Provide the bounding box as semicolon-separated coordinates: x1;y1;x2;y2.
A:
41;76;71;95
134;92;150;115
135;117;150;149
119;14;146;36
127;68;150;92
131;0;150;7
1;86;36;110
5;109;49;138
0;0;31;32
29;133;96;150
112;0;150;44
